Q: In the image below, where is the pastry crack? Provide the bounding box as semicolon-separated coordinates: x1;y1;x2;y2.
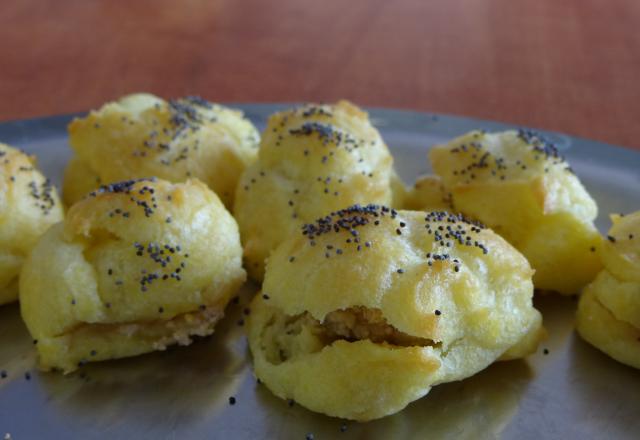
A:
261;306;439;365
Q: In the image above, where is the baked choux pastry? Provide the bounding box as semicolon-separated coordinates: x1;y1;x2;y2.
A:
429;129;602;294
247;206;542;421
402;175;452;211
20;178;246;373
233;101;395;281
63;93;259;208
576;288;640;369
576;211;640;369
390;171;409;208
63;155;102;206
0;143;63;305
590;270;640;330
600;212;640;284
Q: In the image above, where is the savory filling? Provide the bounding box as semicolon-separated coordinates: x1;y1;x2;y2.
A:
54;304;225;366
262;306;436;365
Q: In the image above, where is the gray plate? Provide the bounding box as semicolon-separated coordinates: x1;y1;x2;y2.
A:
0;105;639;439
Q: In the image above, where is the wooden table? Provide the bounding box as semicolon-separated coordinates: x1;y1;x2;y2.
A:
1;0;639;150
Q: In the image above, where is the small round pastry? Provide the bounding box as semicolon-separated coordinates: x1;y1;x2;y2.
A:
601;212;640;283
576;287;640;369
429;129;602;294
20;178;246;373
0;143;63;305
63;93;260;207
576;211;640;369
587;271;640;329
594;212;640;328
234;101;395;281
402;175;452;211
247;206;542;421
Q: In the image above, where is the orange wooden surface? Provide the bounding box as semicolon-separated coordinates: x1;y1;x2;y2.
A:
1;0;639;149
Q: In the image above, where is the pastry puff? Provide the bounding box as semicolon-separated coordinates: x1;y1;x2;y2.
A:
429;130;602;294
0;143;63;305
402;175;452;212
233;101;395;281
63;93;259;208
576;211;640;369
247;206;542;421
20;178;246;373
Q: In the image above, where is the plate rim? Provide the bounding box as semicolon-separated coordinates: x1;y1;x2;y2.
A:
0;104;638;159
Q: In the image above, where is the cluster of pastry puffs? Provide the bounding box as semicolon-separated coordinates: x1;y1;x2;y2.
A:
404;129;639;372
233;101;395;281
4;94;255;373
0;93;636;422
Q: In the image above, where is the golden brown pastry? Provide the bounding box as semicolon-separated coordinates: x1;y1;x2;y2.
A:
429;129;602;294
402;175;452;211
20;178;246;373
600;213;640;284
576;287;640;369
62;155;103;206
63;93;259;207
0;143;63;305
576;211;640;369
233;101;395;281
390;171;409;208
247;206;542;421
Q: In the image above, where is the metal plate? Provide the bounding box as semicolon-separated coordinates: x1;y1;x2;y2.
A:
0;105;639;439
